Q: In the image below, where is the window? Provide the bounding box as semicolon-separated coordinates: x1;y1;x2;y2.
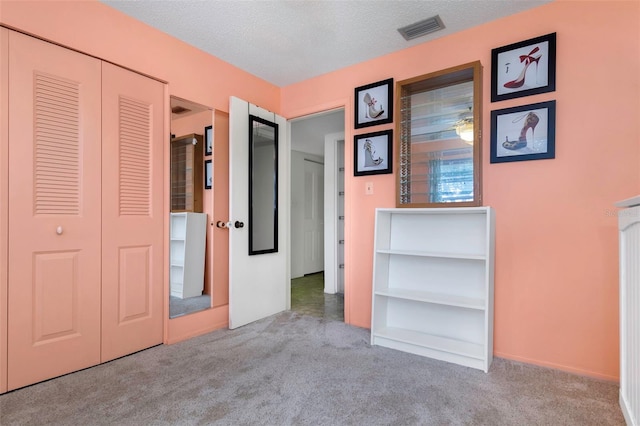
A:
396;61;482;207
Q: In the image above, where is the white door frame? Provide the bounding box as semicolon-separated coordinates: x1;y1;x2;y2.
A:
323;132;344;294
288;103;346;301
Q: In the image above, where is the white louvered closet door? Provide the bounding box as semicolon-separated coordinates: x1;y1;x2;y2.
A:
7;32;103;390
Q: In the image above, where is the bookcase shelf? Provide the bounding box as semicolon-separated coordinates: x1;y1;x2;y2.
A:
371;207;495;372
169;212;207;299
374;288;484;310
376;248;486;260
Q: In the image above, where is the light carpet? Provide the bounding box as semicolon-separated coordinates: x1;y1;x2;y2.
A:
0;311;624;425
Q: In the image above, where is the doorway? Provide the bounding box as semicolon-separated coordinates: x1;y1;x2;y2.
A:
290;109;345;321
168;96;213;319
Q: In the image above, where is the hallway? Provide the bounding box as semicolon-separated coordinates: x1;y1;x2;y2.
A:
291;272;343;321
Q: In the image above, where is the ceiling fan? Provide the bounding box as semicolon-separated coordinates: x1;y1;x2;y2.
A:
423;107;474;144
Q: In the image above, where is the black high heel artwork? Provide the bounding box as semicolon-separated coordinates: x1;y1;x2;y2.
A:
363;139;383;167
503;112;539;150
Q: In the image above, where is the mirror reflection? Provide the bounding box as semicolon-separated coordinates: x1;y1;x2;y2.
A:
249;115;278;255
169;96;213;318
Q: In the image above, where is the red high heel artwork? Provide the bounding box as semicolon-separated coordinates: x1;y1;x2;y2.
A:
504;47;541;89
502;112;540;150
363;93;384;119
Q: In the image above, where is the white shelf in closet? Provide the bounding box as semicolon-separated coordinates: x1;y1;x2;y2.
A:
170;212;207;299
371;207;495;372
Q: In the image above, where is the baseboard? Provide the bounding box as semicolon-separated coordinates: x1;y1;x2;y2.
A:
494;351;619;382
166;304;229;345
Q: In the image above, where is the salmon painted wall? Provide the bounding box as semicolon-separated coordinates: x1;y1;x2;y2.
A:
0;26;8;395
2;0;638;380
281;0;640;380
0;0;280;114
212;111;230;307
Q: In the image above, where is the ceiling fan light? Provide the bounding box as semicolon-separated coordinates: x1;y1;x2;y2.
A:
455;121;474;143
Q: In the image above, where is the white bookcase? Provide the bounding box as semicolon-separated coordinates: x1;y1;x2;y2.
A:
616;196;640;426
170;212;207;299
371;207;495;372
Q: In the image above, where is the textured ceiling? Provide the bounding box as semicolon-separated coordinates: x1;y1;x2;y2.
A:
101;0;552;87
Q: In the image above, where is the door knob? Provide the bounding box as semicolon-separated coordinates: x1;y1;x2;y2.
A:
234;221;244;229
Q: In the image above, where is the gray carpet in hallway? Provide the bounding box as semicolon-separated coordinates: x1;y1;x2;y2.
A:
0;311;624;425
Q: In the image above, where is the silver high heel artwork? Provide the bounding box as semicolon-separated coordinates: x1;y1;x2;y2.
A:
363;92;384;119
364;139;383;167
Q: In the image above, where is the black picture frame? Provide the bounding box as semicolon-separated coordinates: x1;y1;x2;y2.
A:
354;129;393;176
204;159;212;189
490;100;556;164
205;125;213;156
354;78;393;129
491;32;556;102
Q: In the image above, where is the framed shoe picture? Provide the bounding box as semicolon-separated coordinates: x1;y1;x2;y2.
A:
354;78;393;129
354;129;392;176
491;32;556;102
204;159;212;189
204;125;213;156
490;100;556;164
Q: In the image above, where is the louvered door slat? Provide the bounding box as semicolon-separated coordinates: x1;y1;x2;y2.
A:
118;96;151;217
33;72;82;216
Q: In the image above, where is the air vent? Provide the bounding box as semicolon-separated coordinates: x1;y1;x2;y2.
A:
398;15;445;41
171;105;191;115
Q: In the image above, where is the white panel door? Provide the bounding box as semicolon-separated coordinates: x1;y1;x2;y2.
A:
228;97;288;329
303;159;324;274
